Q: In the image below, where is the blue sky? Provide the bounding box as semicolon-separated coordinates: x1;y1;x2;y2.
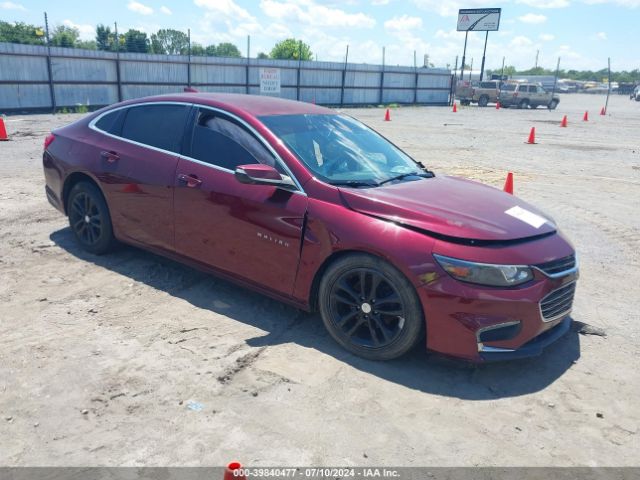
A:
1;0;638;70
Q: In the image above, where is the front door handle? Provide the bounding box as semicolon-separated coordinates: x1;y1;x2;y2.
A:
100;150;120;163
178;173;202;188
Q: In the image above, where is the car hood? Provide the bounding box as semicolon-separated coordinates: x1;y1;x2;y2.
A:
338;175;557;242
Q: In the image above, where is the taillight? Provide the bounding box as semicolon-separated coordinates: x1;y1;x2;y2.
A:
44;133;55;150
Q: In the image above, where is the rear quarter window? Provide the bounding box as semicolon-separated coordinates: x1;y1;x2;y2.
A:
94;109;125;135
120;104;190;153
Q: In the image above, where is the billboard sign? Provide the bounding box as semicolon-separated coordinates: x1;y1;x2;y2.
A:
259;68;281;94
457;8;501;31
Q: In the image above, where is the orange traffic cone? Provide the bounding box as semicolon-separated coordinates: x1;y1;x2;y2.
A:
452;103;457;113
0;117;8;141
560;115;568;127
526;127;536;144
384;109;391;121
583;111;589;122
224;462;246;480
496;101;501;110
600;107;606;116
503;172;514;195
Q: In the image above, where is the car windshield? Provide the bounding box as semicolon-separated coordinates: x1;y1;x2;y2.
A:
260;114;431;187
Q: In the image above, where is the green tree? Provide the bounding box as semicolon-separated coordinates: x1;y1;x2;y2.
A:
190;42;206;56
95;24;116;51
123;29;149;53
205;44;218;56
76;40;97;50
0;21;45;45
270;38;312;60
257;52;269;59
150;29;188;55
215;42;242;57
51;25;79;48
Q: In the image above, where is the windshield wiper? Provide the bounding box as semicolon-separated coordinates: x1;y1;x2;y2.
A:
378;172;433;186
328;180;380;188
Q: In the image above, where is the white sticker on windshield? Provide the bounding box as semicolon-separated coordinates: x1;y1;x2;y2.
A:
505;206;547;229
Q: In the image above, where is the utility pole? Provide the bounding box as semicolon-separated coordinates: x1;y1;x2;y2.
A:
44;12;56;113
114;22;122;102
535;49;539;69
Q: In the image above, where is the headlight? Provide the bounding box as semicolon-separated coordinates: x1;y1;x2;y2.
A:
433;254;534;287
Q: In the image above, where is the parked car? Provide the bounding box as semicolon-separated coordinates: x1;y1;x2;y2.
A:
456;80;501;106
632;85;640;101
499;83;560;109
43;93;578;362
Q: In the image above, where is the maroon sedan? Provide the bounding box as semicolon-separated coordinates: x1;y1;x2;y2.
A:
43;93;578;362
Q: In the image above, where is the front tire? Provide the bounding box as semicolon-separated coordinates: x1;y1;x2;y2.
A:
478;95;489;107
518;99;529;109
318;254;425;360
67;181;115;255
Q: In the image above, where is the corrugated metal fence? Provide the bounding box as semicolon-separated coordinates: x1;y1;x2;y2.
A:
0;42;453;112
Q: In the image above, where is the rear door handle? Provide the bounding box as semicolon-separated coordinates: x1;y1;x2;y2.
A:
177;173;202;188
100;150;120;163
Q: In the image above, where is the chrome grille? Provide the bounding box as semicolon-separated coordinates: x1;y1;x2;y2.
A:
540;282;576;322
535;254;576;276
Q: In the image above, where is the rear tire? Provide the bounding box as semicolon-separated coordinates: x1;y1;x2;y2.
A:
478;95;489;107
518;99;529;109
318;254;425;360
67;181;115;255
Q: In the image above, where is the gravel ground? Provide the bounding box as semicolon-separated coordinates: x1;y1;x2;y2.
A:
0;93;638;466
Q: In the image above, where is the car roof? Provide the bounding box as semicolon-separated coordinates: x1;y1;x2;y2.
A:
124;92;335;117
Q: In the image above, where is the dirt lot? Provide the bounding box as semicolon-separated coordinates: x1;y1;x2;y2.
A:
1;94;639;466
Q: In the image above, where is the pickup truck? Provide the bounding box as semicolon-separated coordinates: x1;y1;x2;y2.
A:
498;82;560;109
455;80;501;107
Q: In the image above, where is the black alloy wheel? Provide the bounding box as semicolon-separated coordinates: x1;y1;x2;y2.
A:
67;181;115;254
319;254;424;360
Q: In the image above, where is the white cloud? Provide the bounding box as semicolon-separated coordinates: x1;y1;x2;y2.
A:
412;0;491;17
62;19;95;41
384;15;423;32
517;0;570;7
195;0;255;21
511;35;534;47
434;29;460;40
0;1;25;10
259;0;375;28
582;0;640;6
372;0;390;4
539;33;555;41
595;31;607;39
518;13;548;23
127;1;153;15
160;5;172;14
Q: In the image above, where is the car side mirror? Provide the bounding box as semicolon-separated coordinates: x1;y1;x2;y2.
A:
234;164;296;189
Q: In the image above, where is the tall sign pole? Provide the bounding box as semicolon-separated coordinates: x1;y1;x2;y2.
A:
458;8;501;83
460;31;469;81
479;31;489;81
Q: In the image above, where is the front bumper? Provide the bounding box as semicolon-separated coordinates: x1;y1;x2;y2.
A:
417;244;578;362
478;316;571;362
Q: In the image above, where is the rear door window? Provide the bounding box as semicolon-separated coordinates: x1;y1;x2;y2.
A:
187;108;282;172
121;104;190;153
502;84;516;91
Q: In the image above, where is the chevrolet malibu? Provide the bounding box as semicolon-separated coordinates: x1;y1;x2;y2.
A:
43;93;578;362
